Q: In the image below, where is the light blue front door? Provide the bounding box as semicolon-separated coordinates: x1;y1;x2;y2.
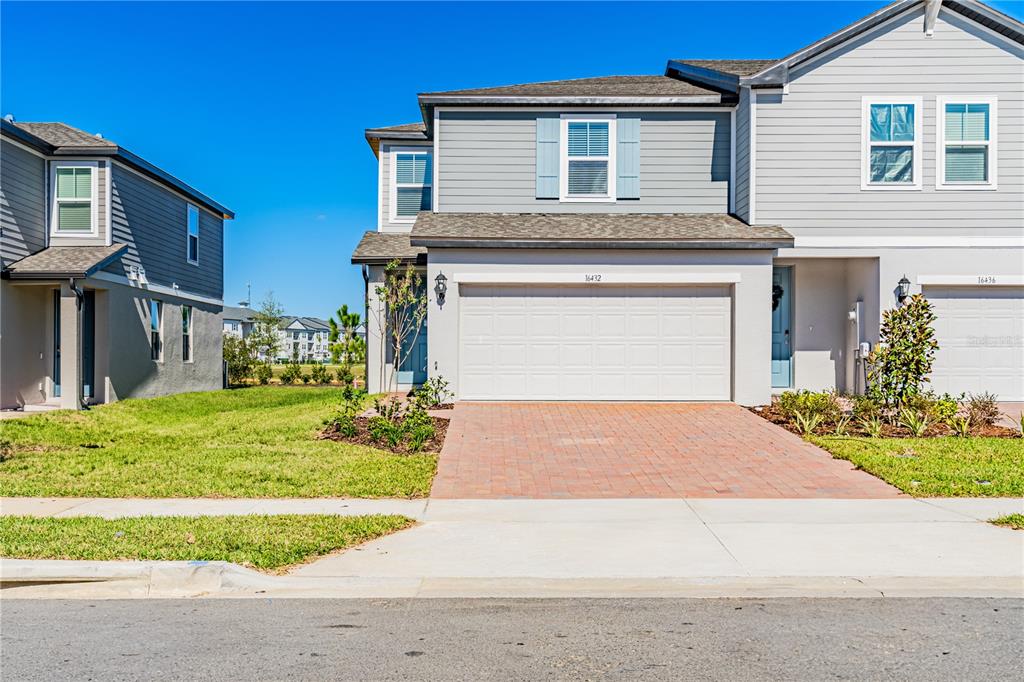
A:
396;330;427;386
771;267;793;388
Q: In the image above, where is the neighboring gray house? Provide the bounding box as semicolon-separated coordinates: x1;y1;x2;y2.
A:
353;0;1023;404
1;120;234;410
222;305;255;339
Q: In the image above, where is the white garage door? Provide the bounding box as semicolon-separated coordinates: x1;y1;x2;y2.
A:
925;286;1024;401
458;284;732;401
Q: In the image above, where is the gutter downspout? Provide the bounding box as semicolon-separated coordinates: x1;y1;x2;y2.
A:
362;265;370;392
68;277;86;410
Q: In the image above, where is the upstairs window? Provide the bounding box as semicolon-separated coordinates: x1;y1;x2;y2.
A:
150;300;163;361
186;204;200;264
862;98;921;190
938;98;996;189
182;305;193;363
52;163;97;234
561;117;616;201
391;149;432;222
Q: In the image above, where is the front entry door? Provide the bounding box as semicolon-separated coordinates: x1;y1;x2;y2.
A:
52;291;61;397
771;267;792;388
51;289;96;400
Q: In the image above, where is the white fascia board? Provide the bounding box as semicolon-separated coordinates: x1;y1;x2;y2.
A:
917;274;1024;286
453;272;741;285
794;235;1024;248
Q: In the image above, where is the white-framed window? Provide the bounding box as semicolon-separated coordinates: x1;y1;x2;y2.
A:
560;115;617;201
861;97;922;190
937;96;997;190
389;148;432;223
149;300;163;361
186;204;200;264
181;305;193;363
50;161;99;234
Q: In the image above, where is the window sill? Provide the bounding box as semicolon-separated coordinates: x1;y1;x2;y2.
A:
559;196;617;203
935;183;997;191
859;184;922;192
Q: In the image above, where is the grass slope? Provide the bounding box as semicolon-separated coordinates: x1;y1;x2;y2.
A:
811;436;1023;497
0;387;436;498
0;514;412;571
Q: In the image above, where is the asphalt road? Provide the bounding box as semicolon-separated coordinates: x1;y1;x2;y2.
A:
1;598;1021;681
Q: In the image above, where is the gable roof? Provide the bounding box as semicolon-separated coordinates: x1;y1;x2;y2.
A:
2;119;234;219
421;75;724;100
364;122;429;155
667;0;1023;91
222;305;255;322
280;316;330;331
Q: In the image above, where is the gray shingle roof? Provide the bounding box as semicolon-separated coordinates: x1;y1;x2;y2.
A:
2;244;127;279
351;232;427;264
409;213;792;249
222;305;255;322
421;75;722;99
281;316;330;331
670;60;779;77
13;122;117;149
365;122;427;137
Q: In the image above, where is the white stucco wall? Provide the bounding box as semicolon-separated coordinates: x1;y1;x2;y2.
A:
425;248;775;406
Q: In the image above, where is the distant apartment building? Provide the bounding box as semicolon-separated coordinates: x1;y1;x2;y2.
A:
276;316;331;363
222;305;255;339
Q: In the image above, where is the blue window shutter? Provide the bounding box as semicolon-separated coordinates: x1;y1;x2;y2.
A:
617;117;640;199
536;117;559;199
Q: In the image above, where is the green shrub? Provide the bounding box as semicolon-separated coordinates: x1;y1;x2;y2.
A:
414;375;454;409
407;424;436;453
850;394;881;421
309;364;330;385
867;294;939;409
334;414;358;438
0;438;13;462
222;335;254;385
793;410;823;436
833;415;851;437
898;408;931;437
777;390;841;424
966;392;1000;427
279;362;303;385
947;415;972;438
255;363;272;385
336;366;355;387
859;415;884;438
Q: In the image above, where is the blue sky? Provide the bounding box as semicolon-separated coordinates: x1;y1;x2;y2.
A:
2;0;1020;319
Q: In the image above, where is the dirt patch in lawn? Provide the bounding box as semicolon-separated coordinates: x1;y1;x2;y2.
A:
750;403;1020;439
319;416;450;455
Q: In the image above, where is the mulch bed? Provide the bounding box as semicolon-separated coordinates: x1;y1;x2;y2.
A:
319;416;450;455
750;403;1020;439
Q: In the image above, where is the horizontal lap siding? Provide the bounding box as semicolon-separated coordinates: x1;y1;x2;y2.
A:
734;93;751;222
0;140;46;266
106;164;223;299
438;111;731;213
754;7;1024;234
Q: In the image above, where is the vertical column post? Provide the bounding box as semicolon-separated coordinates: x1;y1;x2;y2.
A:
59;281;82;410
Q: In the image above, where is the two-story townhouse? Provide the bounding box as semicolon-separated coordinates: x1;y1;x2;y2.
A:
353;0;1023;405
1;120;234;410
275;316;331;363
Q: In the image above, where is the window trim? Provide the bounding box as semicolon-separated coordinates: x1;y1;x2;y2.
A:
860;96;922;191
149;299;163;362
936;95;997;191
389;146;432;224
186;204;200;265
560;114;617;203
182;305;194;363
49;160;100;236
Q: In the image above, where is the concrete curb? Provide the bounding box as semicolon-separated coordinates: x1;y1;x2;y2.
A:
2;559;1022;600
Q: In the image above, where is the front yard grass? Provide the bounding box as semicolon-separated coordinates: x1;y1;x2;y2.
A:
991;514;1024;530
0;387;436;498
810;436;1024;497
0;514;413;572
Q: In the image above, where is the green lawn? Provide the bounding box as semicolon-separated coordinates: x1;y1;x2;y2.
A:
811;436;1024;497
0;514;412;572
991;514;1024;530
0;387;436;498
269;363;365;381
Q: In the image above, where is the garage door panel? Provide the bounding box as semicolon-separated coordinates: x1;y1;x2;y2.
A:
925;286;1024;401
459;284;731;401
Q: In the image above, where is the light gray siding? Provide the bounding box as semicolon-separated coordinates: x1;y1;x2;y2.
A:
379;141;432;233
0;139;46;267
734;91;751;223
754;7;1024;235
437;110;731;214
107;163;224;300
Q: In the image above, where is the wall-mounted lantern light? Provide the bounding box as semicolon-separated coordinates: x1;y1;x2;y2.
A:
434;272;448;305
897;275;911;303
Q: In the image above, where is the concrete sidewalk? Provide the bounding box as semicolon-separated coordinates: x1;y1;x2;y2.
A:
0;497;427;519
2;497;1021;599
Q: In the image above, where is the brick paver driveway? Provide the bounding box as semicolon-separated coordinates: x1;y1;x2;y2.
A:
430;402;900;499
